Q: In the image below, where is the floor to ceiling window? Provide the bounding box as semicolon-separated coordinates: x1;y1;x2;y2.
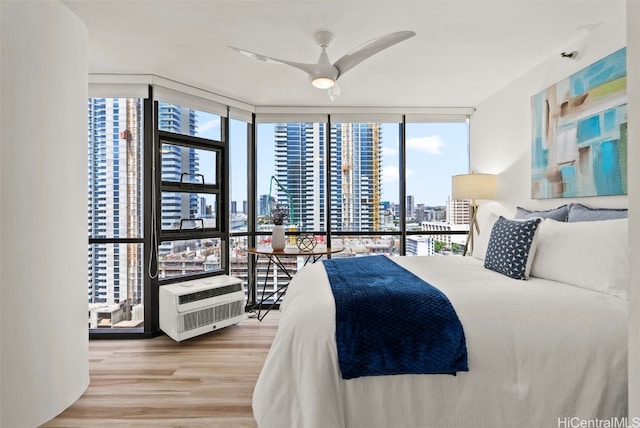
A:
87;97;145;331
404;120;469;256
247;115;469;307
262;122;327;233
156;103;227;281
329;121;401;256
248;121;328;306
228;117;251;301
87;84;235;337
87;80;471;333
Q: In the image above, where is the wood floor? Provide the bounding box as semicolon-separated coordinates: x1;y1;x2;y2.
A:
41;311;280;428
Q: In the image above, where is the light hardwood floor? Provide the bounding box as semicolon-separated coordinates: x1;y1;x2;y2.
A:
41;311;280;428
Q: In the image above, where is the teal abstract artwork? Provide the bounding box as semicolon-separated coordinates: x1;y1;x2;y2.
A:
531;47;627;199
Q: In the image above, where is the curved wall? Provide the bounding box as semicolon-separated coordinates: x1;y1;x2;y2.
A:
0;2;90;426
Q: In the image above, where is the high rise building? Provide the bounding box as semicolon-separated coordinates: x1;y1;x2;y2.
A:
447;197;471;226
158;103;198;236
87;98;143;320
415;203;426;222
273;122;325;230
88;99;197;326
332;123;382;231
406;195;415;219
447;196;471;248
259;194;270;216
273;122;382;231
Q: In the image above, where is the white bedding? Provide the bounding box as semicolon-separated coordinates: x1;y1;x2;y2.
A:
252;256;628;428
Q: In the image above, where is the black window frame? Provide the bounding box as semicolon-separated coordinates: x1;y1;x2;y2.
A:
154;108;230;288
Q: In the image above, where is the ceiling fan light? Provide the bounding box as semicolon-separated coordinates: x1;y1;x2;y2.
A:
311;77;335;89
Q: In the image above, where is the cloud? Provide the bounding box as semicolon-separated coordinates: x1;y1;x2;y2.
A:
382;166;415;184
382;165;399;183
197;119;220;135
381;146;397;156
406;135;445;154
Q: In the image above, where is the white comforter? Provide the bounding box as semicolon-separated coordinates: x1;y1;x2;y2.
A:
252;256;628;428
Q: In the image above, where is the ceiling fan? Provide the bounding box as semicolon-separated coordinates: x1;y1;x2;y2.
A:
228;30;416;100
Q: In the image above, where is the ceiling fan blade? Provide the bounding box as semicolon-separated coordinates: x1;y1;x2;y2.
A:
327;83;341;101
228;46;317;75
333;31;416;77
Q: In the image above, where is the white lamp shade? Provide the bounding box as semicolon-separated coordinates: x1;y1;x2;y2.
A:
452;173;497;201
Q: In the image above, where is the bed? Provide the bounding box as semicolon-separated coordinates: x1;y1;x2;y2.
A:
252;210;629;428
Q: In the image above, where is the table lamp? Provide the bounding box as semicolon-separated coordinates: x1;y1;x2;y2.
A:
452;172;496;256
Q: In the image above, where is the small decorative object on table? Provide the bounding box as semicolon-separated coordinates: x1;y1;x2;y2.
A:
296;233;317;252
270;207;287;251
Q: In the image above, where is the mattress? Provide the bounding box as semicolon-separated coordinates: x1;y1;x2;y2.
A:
252;256;628;428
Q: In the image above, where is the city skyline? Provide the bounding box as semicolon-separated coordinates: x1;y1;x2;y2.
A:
87;101;471;328
201;117;470;209
232;195;449;216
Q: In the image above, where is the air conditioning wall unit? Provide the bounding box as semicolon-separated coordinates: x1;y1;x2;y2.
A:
159;275;245;342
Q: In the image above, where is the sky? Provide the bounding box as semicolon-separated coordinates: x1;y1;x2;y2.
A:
197;115;469;209
399;122;470;206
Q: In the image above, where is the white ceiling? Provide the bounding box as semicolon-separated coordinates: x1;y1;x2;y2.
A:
63;0;626;109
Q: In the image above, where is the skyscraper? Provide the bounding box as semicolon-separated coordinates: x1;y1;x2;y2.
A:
87;98;143;315
273;122;381;232
88;99;197;326
273;122;325;230
158;103;198;233
332;123;382;231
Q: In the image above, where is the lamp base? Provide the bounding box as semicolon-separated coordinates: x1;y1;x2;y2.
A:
463;203;480;256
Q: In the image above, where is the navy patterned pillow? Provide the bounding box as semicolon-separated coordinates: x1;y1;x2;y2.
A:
484;216;542;280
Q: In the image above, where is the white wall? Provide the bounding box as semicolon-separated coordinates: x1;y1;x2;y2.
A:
0;2;90;427
470;4;627;219
626;0;639;419
471;0;637;418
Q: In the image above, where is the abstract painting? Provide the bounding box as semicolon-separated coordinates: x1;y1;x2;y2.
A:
531;47;627;199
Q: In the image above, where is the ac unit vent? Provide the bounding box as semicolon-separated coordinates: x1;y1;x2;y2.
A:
178;300;244;333
178;282;243;305
159;275;245;341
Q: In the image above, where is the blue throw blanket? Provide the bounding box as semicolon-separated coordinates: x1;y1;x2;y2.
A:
323;256;468;380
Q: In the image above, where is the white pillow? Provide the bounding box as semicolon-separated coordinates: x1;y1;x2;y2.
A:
530;218;629;299
472;212;499;261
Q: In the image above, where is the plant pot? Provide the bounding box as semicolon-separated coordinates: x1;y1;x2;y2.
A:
271;225;286;251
